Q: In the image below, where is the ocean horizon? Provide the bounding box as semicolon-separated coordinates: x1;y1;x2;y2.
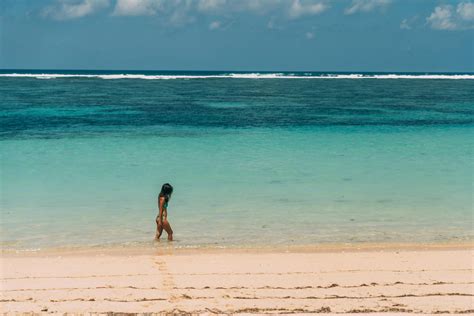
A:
1;69;473;251
1;69;474;80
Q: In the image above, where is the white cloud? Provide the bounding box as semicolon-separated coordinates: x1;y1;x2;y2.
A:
236;0;283;14
266;17;284;30
426;5;456;30
168;0;195;26
197;0;226;12
112;0;195;25
42;0;333;26
209;20;221;29
113;0;164;16
305;31;314;39
288;0;328;19
426;2;474;30
400;16;418;30
112;0;282;17
457;1;474;20
400;18;411;30
344;0;391;15
42;0;109;20
267;19;276;29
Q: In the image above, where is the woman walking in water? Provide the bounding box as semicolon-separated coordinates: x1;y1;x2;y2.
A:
155;183;173;241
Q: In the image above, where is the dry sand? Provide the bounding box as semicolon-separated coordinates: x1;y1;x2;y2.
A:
1;245;473;314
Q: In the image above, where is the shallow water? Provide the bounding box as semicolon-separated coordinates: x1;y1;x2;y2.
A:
1;71;473;250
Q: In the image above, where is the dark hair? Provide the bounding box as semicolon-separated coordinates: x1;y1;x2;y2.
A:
159;183;173;201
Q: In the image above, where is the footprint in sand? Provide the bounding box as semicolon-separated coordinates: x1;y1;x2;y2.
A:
155;259;180;303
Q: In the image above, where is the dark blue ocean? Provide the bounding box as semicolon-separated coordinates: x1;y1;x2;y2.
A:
1;70;473;250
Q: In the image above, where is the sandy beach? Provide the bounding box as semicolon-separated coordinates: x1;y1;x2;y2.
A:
1;245;473;314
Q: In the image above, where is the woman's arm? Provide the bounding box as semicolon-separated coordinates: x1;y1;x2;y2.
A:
157;196;164;223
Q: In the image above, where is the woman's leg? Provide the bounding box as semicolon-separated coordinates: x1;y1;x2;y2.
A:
163;219;173;241
155;219;163;240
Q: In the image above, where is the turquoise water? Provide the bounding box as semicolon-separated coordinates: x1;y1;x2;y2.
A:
1;71;473;250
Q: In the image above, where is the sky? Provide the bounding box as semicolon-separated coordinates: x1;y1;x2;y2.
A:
1;0;473;72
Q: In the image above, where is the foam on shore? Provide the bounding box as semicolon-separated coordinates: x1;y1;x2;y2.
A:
1;72;473;80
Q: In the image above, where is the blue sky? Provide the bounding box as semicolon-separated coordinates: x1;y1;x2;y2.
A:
1;0;473;72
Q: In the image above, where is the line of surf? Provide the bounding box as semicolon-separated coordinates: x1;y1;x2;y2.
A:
0;73;473;80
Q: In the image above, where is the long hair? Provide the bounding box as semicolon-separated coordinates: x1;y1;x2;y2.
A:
159;183;173;202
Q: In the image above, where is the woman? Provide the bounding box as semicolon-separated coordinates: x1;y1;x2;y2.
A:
155;183;174;241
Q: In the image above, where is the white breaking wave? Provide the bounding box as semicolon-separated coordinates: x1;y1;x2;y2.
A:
0;73;473;80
